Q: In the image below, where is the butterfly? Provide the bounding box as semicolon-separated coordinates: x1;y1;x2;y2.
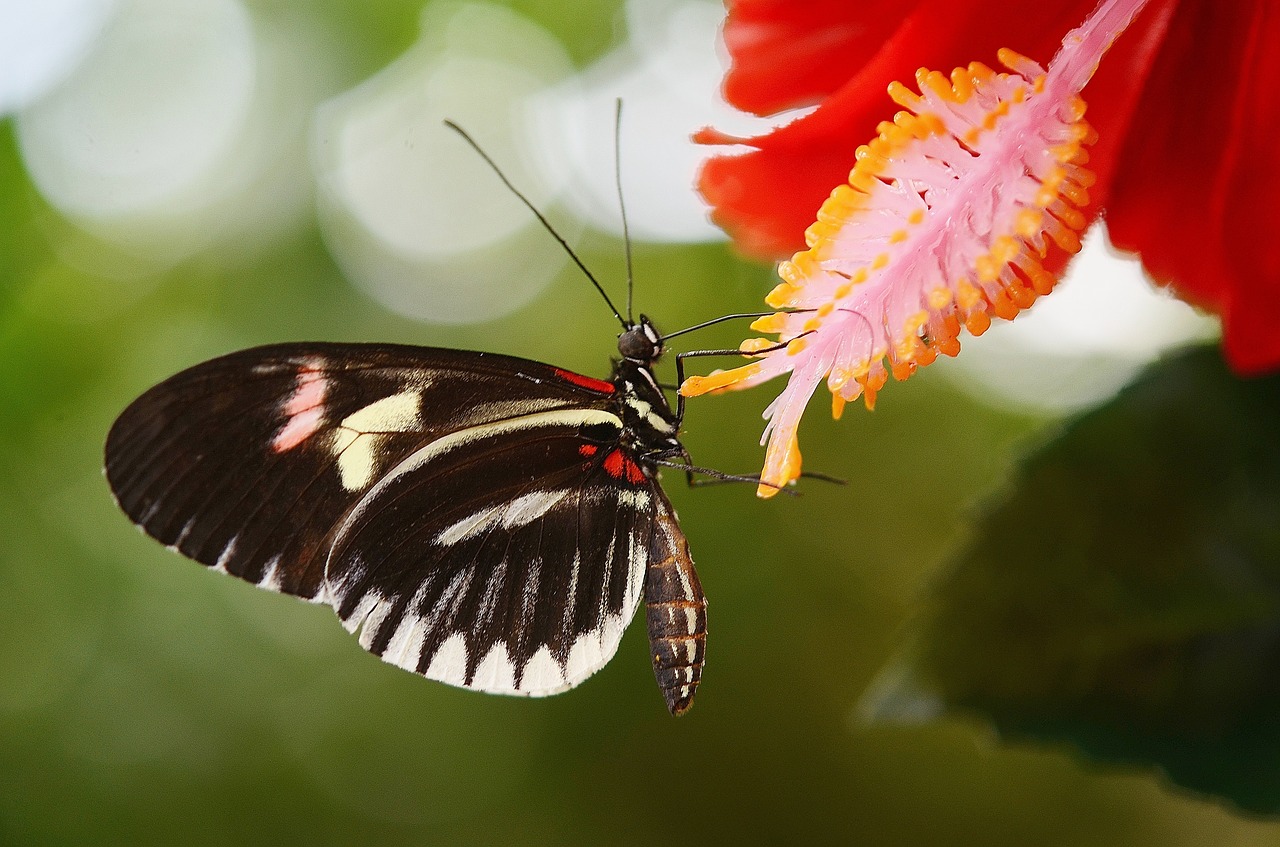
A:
105;317;711;714
103;118;732;716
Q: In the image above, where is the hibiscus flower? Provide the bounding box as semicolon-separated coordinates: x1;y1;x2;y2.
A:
699;0;1278;373
686;0;1279;495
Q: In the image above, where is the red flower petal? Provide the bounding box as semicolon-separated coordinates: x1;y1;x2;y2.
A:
719;0;907;115
1106;1;1280;373
703;0;1109;259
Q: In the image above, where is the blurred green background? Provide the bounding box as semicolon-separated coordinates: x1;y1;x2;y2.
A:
2;0;1277;844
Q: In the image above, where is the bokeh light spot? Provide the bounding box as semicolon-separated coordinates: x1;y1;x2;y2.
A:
313;2;576;324
0;0;116;115
17;0;256;219
533;0;784;244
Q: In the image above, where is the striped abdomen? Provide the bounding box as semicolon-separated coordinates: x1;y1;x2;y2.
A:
644;510;707;716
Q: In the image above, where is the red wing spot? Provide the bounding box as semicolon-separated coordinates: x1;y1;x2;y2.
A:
624;457;646;484
579;444;598;457
554;368;615;394
602;449;647;484
602;449;624;478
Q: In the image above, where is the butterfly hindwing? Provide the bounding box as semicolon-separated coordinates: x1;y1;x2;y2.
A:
325;409;659;695
104;342;617;602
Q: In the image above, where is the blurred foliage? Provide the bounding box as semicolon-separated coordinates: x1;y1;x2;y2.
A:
2;2;1279;845
865;346;1280;814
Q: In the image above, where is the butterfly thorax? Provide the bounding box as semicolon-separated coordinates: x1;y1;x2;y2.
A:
611;358;680;469
612;317;680;468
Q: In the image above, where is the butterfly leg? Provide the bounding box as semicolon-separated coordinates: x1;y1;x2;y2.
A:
672;332;814;424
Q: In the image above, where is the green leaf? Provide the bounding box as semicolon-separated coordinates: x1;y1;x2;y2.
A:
863;344;1280;814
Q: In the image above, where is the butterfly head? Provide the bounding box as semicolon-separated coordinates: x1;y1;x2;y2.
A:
617;315;663;364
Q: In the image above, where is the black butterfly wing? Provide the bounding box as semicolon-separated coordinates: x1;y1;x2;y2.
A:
324;409;662;696
104;342;618;602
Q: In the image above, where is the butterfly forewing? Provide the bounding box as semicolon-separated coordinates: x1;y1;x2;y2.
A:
105;342;617;601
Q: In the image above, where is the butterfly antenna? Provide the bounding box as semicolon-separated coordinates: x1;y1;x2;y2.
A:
443;120;627;330
613;99;635;326
662;309;815;342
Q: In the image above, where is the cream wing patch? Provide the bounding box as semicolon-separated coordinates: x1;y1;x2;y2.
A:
433;489;571;547
330;388;424;491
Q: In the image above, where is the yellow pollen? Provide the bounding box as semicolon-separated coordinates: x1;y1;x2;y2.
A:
1060;181;1090;207
922;69;955;101
880;124;911;148
928;287;953;309
890;229;908;244
777;261;799;285
739;337;775;354
803;318;821;332
894;336;919;364
919;113;946;134
887;81;923;111
957;278;983;310
872;253;890;270
1042;165;1066;192
831;394;847;420
1015;208;1043;237
765;283;796;308
834;283;852;299
786;337;808;355
975;253;1000;283
758;434;803;499
1015;255;1056;295
749;313;787;333
908;209;925;225
1054;204;1086;230
817;302;834;317
850;169;879;193
895;111;929;140
679;362;761;397
992;235;1019;264
968;61;994;82
997;47;1034;73
803;224;825;249
1048;223;1082;253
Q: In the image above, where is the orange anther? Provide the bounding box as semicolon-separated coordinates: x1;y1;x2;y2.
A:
965;310;992;336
